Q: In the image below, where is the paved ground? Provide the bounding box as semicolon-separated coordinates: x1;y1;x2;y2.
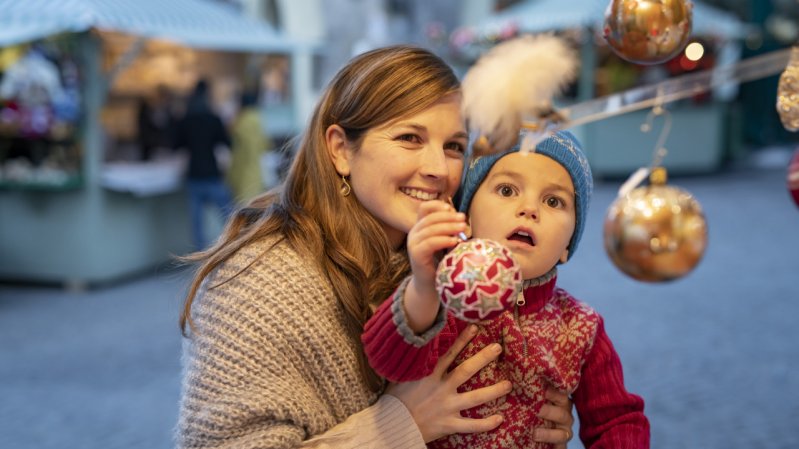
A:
1;154;798;449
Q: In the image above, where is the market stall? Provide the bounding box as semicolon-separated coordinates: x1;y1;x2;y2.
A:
0;0;299;286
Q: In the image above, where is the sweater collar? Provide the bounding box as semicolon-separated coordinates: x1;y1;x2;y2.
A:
516;267;558;315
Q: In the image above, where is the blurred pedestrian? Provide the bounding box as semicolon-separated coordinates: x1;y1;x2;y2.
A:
174;79;232;251
226;90;271;204
137;84;176;161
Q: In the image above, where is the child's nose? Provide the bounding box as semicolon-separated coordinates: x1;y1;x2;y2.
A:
516;202;539;220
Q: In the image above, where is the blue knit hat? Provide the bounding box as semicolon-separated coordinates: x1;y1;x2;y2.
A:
457;130;593;262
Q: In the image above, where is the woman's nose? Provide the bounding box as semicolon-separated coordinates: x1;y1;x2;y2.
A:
419;146;449;179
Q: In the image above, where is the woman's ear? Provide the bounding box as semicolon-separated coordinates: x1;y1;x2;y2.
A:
559;249;569;264
325;124;352;176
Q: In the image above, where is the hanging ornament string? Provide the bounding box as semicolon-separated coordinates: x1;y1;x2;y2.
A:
601;88;710;283
602;97;709;283
617;95;673;198
640;105;672;170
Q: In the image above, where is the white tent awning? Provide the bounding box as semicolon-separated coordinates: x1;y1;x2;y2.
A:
0;0;294;52
476;0;750;41
479;0;605;35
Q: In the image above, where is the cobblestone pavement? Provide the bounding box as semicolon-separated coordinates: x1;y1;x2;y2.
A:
1;163;797;449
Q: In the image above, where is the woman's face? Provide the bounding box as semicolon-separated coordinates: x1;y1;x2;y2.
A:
334;94;467;248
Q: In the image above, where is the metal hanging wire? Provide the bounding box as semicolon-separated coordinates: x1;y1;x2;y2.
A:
526;47;793;132
640;104;672;169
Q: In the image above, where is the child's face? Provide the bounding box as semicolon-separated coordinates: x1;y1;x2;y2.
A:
468;152;576;279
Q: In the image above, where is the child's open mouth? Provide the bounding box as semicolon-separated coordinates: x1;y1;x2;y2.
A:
507;229;535;247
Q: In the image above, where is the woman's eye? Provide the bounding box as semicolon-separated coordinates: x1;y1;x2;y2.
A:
444;142;466;154
397;134;421;144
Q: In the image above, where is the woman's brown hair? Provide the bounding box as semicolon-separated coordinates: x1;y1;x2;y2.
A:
179;45;461;392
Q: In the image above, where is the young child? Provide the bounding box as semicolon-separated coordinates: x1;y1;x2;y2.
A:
362;130;649;448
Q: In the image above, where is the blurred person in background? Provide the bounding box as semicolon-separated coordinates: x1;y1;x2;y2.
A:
226;90;272;204
173;79;232;251
176;45;576;449
137;84;176;161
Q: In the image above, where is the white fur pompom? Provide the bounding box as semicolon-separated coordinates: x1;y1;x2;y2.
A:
462;34;579;153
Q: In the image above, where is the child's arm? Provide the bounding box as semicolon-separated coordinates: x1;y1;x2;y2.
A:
363;287;461;382
404;200;467;332
572;318;650;449
361;200;467;382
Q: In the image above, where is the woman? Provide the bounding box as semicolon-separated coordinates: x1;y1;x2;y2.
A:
177;45;575;448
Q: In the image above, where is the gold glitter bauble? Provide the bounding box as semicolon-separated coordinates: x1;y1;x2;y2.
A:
603;0;693;65
776;46;799;132
603;168;708;282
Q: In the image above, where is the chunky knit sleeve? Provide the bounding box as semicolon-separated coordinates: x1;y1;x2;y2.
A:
302;394;424;448
362;277;458;382
572;318;650;449
176;238;426;449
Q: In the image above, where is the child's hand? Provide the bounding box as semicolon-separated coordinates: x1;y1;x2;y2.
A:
406;200;467;307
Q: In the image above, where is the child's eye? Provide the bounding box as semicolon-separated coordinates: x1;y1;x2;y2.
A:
545;196;565;208
496;184;516;197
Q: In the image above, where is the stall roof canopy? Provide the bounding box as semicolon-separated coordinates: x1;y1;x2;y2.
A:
477;0;750;40
0;0;294;52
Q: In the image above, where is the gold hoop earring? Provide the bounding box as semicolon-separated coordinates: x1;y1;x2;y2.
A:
340;175;351;197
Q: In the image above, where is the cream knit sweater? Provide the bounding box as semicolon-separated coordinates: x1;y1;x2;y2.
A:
176;236;425;448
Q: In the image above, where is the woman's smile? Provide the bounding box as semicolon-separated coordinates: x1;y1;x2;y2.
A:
400;187;441;201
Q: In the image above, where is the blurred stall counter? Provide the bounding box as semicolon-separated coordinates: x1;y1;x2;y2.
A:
0;156;194;288
100;154;186;197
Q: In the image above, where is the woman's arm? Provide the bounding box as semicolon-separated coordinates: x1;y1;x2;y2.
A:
177;242;427;449
300;395;426;448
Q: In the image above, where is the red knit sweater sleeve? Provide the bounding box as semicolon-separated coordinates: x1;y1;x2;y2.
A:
362;284;459;383
572;318;650;449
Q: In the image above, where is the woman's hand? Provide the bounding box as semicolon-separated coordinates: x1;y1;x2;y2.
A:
385;324;511;443
535;386;576;448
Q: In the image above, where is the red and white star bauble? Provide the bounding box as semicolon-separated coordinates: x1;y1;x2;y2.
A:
789;147;799;208
436;238;522;322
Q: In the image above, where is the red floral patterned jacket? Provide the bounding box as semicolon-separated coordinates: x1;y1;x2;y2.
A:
362;274;649;449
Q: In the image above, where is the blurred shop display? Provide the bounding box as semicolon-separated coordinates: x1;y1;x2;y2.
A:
0;0;303;286
0;37;83;189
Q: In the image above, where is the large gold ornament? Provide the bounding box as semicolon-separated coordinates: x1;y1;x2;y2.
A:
604;168;707;282
776;46;799;132
603;0;693;65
